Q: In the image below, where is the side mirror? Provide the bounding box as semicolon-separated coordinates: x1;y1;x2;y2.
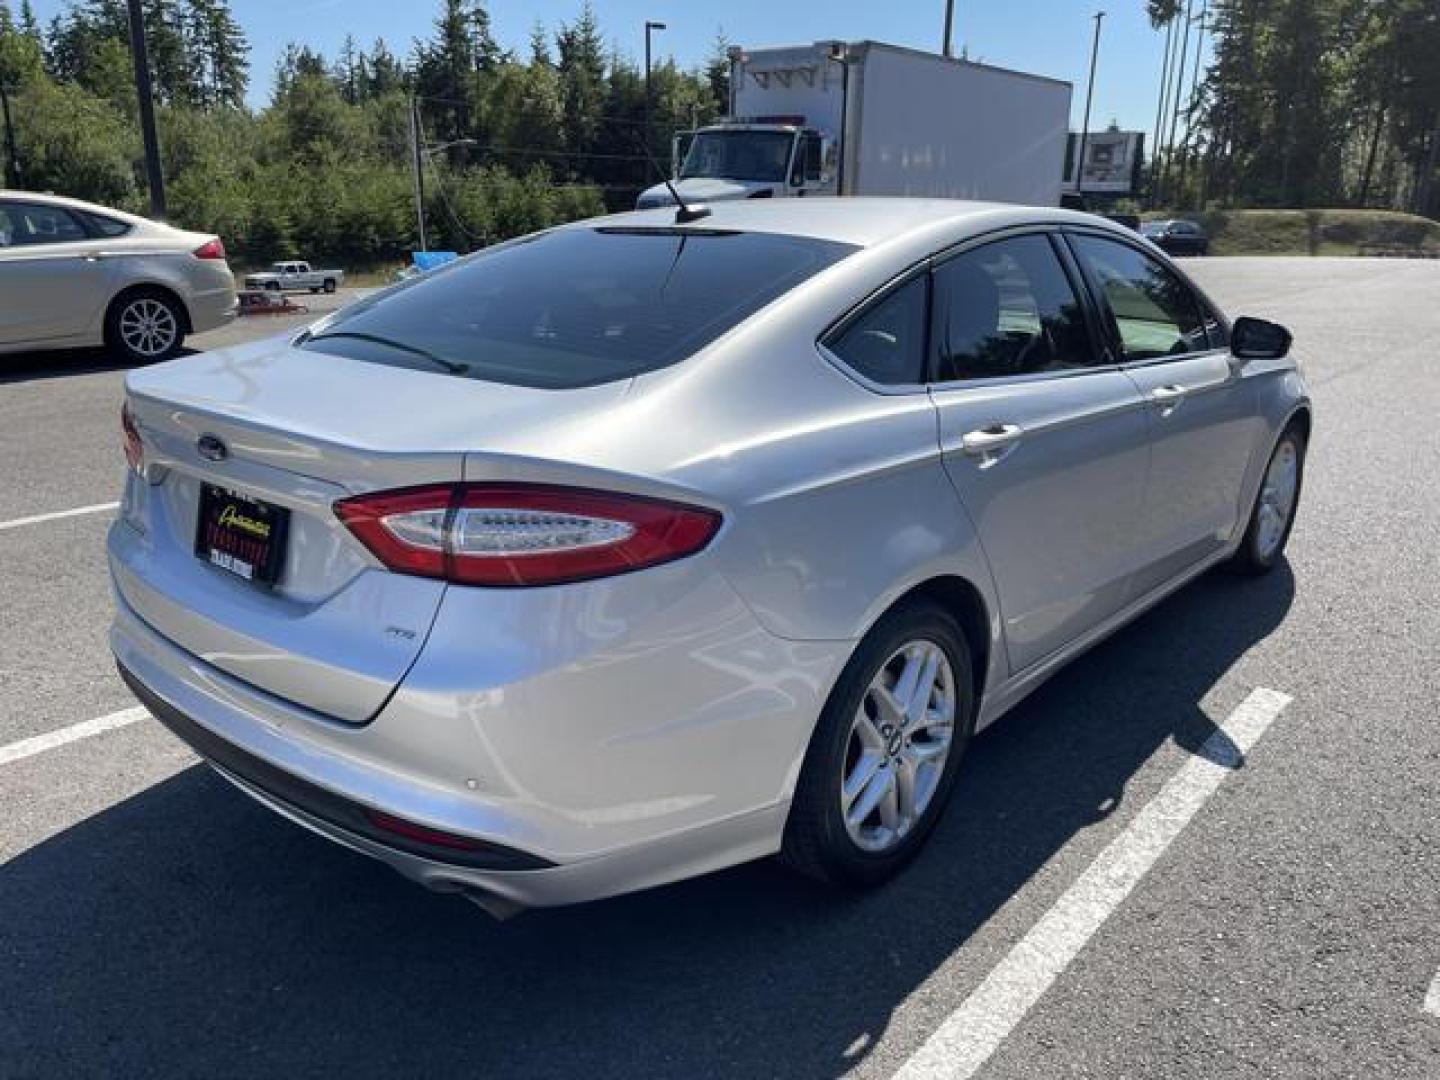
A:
1231;316;1292;361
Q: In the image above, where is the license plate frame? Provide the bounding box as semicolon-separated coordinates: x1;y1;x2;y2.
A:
194;483;290;587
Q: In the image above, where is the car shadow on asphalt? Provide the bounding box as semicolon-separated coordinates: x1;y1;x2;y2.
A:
1;564;1294;1078
0;347;197;385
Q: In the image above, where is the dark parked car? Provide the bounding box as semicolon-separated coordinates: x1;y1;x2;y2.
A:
1142;218;1210;256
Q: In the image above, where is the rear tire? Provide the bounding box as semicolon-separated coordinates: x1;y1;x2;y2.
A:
782;600;976;887
266;281;280;292
104;289;185;364
322;279;337;294
1229;426;1306;575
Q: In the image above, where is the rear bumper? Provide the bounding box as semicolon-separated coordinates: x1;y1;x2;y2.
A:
109;568;847;908
118;661;550;872
176;257;239;335
187;285;238;334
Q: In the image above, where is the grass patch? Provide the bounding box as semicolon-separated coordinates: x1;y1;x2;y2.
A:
1142;209;1440;256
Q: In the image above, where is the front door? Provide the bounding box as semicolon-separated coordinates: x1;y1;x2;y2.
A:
927;232;1152;674
1065;232;1261;593
0;200;116;345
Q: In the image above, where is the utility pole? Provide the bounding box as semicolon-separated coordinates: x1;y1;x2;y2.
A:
942;0;956;58
126;0;166;218
409;96;427;253
1075;11;1105;196
1149;15;1176;204
1158;0;1196;206
644;21;666;160
0;80;20;189
1176;0;1207;202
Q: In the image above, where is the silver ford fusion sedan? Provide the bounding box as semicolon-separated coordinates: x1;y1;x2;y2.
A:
0;190;236;363
109;199;1310;914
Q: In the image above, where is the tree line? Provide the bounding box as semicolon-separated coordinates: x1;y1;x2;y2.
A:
0;0;730;265
5;0;1437;247
1150;0;1440;215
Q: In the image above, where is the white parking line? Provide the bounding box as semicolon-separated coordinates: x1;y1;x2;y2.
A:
0;501;120;532
893;687;1293;1080
1425;969;1440;1017
0;707;147;767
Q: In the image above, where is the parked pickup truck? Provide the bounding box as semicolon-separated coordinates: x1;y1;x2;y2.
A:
242;261;344;294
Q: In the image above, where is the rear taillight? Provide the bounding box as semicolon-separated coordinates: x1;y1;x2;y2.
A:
121;403;144;475
192;237;226;260
334;483;721;587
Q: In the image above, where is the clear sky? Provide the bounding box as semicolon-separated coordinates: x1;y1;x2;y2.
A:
29;0;1212;137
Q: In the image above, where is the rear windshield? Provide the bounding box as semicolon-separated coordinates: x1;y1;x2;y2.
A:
300;227;857;389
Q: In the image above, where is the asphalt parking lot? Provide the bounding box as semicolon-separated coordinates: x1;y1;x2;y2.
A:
2;261;1438;1078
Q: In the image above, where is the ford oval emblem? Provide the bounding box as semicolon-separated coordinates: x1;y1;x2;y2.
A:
197;434;229;462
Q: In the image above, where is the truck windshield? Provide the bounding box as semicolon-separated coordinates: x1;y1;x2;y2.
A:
680;130;795;183
300;227;857;389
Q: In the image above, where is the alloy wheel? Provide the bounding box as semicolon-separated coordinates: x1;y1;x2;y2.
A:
118;298;179;359
1256;438;1299;559
840;639;956;853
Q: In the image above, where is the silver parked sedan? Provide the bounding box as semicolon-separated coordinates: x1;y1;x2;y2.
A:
109;199;1309;914
0;190;236;363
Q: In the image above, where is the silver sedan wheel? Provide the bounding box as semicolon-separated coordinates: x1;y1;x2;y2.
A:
1256;438;1299;558
118;298;179;358
841;639;956;853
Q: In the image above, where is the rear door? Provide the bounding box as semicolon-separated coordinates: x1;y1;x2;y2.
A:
1065;231;1259;593
927;230;1151;673
0;200;117;345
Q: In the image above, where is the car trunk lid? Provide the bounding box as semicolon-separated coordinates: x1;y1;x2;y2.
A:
114;339;632;723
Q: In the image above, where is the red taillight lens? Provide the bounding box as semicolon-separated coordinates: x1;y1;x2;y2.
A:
121;403;144;475
334;483;721;587
192;237;226;260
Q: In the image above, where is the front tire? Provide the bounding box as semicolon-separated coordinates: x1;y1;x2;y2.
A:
782;600;975;887
1229;426;1306;575
105;289;185;364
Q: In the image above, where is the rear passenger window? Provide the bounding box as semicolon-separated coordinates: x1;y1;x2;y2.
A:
81;212;132;238
931;234;1095;381
825;275;927;386
1069;235;1209;360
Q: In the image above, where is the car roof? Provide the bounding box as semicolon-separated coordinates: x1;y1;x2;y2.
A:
0;189;156;227
579;197;1129;249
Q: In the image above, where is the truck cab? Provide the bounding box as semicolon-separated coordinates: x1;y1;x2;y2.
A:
636;121;834;209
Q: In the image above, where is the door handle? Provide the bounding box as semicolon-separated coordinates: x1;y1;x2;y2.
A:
1150;384;1188;413
960;423;1024;463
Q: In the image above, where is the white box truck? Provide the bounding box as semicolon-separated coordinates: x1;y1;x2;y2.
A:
637;40;1072;210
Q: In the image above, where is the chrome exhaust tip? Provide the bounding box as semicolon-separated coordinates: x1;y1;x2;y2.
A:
461;886;527;921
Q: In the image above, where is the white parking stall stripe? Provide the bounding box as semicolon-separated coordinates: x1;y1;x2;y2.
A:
893;687;1293;1080
1425;970;1440;1017
0;501;120;532
0;707;148;767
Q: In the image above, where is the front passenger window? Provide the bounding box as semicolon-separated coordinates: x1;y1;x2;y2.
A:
1069;234;1208;360
0;202;88;247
